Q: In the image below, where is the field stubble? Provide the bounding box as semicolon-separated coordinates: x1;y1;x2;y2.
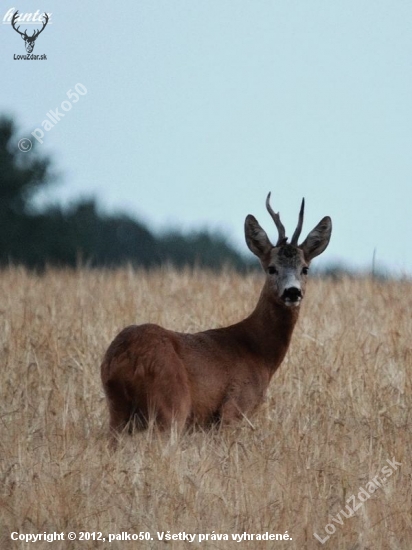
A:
0;267;411;549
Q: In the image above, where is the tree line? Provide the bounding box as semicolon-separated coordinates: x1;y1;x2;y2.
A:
0;117;250;271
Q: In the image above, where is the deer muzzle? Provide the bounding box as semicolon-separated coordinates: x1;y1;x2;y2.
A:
282;286;302;305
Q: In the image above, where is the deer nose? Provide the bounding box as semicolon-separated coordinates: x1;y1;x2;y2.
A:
282;287;302;302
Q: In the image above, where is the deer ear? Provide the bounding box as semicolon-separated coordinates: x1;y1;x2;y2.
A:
244;215;272;260
300;216;332;262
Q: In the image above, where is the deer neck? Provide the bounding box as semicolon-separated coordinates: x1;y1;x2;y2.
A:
243;281;300;369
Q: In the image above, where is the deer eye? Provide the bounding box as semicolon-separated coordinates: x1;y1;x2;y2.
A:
268;266;277;275
302;267;309;275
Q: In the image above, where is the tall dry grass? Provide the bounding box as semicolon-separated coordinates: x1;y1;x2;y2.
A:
0;267;411;549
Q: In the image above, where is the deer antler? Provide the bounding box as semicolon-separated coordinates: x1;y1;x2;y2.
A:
266;192;286;246
12;11;49;40
11;11;26;37
290;198;305;245
32;13;48;39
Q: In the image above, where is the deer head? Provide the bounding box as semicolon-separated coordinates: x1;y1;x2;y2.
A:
245;193;332;307
12;11;49;53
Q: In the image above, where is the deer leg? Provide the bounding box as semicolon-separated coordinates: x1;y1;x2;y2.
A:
144;356;191;435
219;398;247;426
104;379;135;448
146;384;191;435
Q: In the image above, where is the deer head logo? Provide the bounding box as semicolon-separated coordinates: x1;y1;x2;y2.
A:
12;11;49;53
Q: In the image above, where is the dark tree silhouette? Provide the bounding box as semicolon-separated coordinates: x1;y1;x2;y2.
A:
0;117;52;264
0;116;250;270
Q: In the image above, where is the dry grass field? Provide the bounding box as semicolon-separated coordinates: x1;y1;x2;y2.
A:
0;267;411;549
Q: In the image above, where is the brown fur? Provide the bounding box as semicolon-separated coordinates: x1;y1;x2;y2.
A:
100;196;332;444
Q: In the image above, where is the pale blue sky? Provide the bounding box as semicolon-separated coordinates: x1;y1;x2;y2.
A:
2;1;412;273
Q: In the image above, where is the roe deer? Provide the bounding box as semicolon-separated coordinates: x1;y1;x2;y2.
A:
101;194;332;442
